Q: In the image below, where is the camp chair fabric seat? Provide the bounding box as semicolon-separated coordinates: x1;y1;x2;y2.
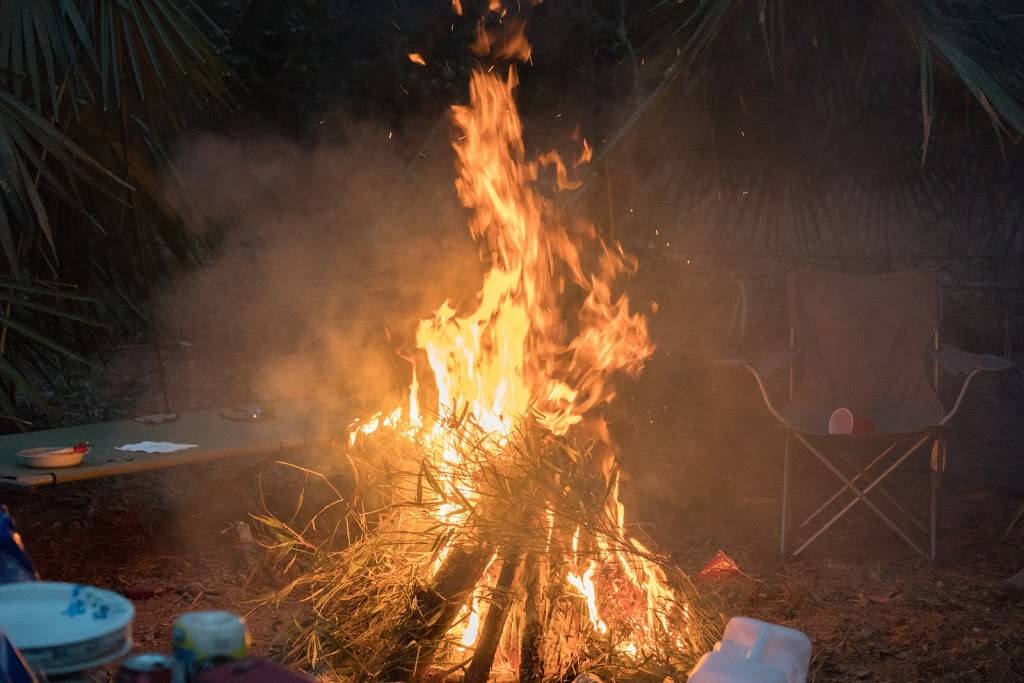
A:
0;403;328;489
724;271;1014;560
782;271;945;435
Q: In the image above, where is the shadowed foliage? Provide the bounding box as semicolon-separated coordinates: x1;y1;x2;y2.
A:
0;0;230;425
580;1;1024;271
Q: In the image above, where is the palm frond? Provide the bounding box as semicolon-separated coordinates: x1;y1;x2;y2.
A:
0;90;128;273
86;0;232;122
635;0;1024;141
918;2;1024;137
569;0;1024;274
0;277;114;421
0;0;77;112
0;0;231;424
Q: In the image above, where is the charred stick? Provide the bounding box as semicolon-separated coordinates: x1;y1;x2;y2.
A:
518;551;546;683
464;550;521;683
379;543;492;682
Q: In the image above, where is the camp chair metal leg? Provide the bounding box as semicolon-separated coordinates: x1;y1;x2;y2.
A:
790;432;932;558
800;442;900;530
792;457;928;560
929;439;937;560
1003;501;1024;540
929;439;946;561
929;447;938;561
809;441;929;535
781;434;792;555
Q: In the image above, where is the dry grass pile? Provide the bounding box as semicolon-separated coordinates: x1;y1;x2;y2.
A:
255;414;723;681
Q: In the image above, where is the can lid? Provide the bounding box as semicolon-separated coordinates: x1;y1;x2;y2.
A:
175;610;245;626
122;653;176;670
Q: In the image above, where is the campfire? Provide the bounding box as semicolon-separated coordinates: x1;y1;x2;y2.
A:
261;4;718;681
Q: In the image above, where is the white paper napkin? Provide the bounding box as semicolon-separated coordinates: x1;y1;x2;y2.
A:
115;441;198;453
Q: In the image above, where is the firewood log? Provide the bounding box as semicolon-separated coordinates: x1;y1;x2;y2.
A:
464;551;521;683
518;551;546;683
379;543;492;682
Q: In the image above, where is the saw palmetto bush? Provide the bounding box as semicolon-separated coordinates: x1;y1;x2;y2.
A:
582;0;1024;272
0;0;229;425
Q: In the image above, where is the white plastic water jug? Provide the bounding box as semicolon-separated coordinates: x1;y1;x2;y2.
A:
687;616;812;683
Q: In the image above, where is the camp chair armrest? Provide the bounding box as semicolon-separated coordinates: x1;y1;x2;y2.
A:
715;347;797;378
936;346;1017;425
931;345;1014;376
713;349;795;425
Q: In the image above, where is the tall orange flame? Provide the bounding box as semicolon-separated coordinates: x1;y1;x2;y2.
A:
348;0;683;663
426;64;651;438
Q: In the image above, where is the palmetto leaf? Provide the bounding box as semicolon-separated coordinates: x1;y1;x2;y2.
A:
85;0;231;121
637;0;1024;143
0;290;109;328
586;0;1024;267
0;310;93;366
0;1;230;423
0;277;111;418
0;89;127;272
0;354;48;413
920;13;1024;136
0;0;76;112
0;278;107;303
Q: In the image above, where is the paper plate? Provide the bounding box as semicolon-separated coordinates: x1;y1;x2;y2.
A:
0;582;134;674
220;404;276;422
16;447;87;468
132;412;180;425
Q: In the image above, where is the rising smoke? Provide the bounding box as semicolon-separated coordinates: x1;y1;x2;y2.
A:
161;118;484;425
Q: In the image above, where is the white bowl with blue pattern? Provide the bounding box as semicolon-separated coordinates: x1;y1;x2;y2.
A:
0;582;134;674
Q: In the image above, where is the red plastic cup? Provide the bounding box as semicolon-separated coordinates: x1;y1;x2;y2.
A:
828;408;875;434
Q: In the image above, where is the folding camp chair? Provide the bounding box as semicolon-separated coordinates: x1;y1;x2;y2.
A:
722;271;1013;560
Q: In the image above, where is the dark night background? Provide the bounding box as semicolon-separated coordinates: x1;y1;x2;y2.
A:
2;2;1024;681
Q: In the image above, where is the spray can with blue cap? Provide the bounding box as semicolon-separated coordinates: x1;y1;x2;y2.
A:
0;506;37;584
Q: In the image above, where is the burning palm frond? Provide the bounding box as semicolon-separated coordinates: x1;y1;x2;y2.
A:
257;414;722;682
258;5;725;679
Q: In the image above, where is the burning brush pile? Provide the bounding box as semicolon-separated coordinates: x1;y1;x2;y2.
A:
258;4;720;681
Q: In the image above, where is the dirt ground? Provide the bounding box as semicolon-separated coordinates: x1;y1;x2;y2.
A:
3;345;1024;682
